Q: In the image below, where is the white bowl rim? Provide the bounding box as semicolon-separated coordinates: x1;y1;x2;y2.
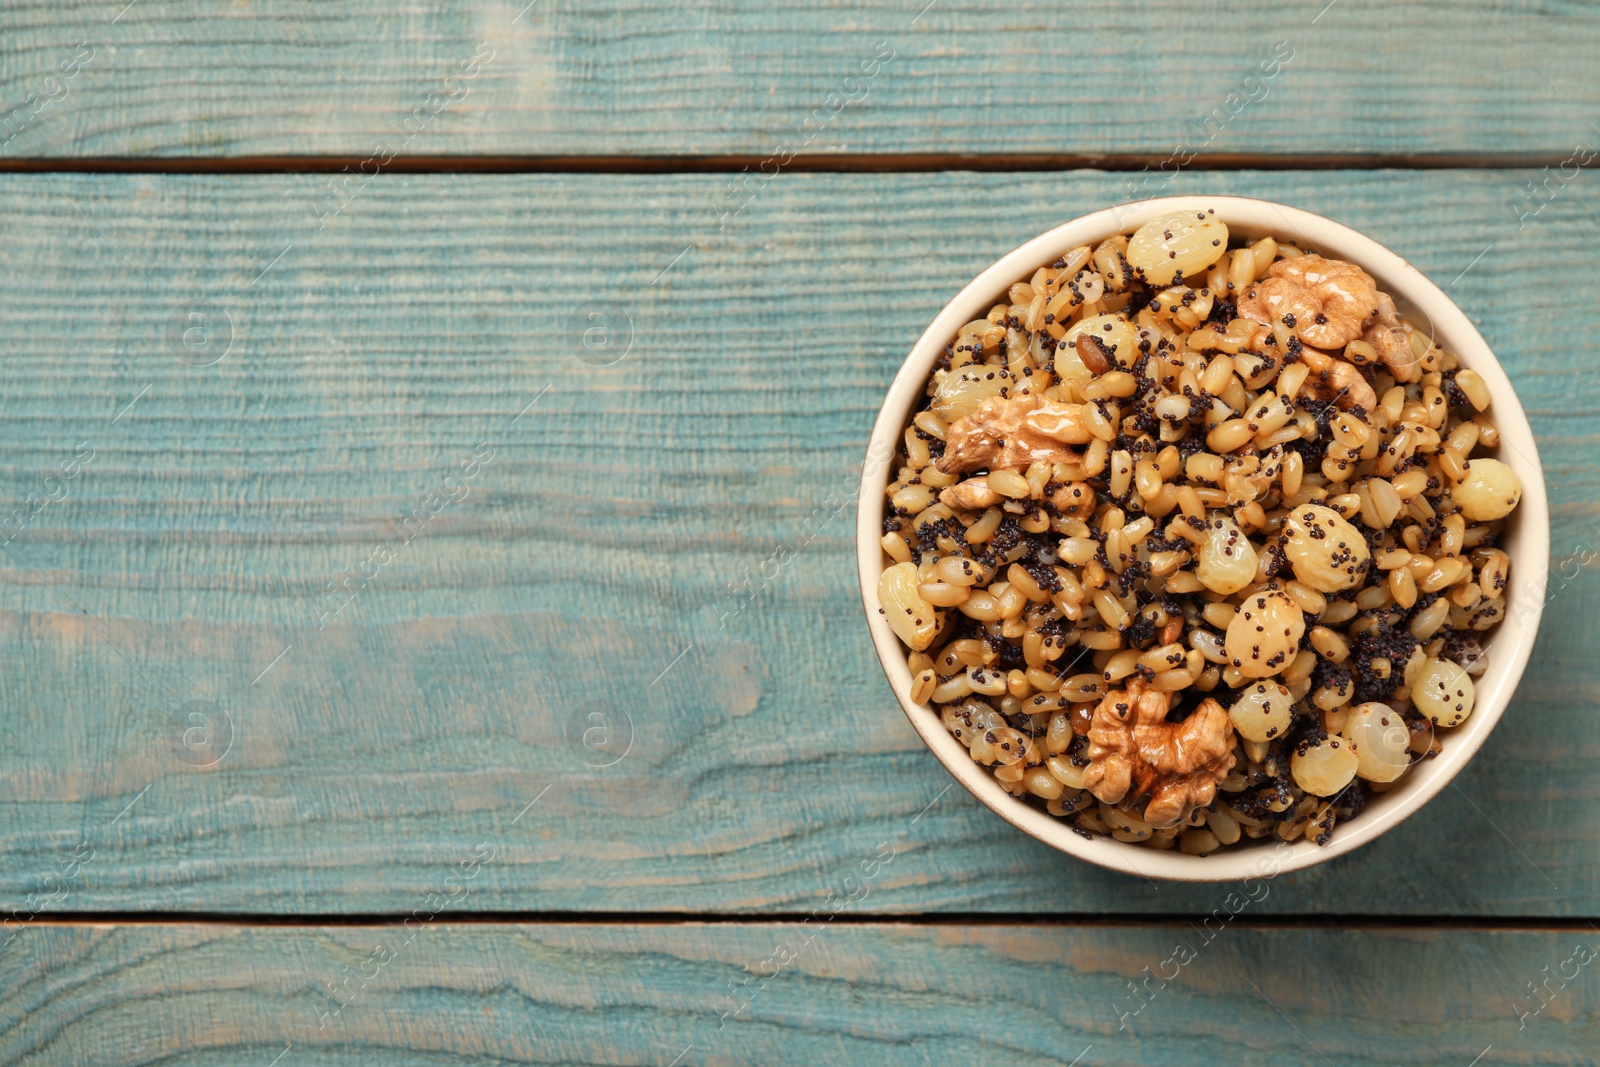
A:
856;194;1550;883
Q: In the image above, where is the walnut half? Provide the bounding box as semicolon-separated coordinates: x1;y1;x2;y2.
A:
936;394;1090;474
1238;254;1380;351
1082;678;1236;829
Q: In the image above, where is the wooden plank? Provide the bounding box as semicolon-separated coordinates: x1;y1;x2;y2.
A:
0;1;1598;159
1;922;1594;1064
0;170;1596;918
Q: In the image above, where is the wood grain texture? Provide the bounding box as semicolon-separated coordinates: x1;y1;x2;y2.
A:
0;170;1596;918
3;922;1596;1065
0;1;1598;159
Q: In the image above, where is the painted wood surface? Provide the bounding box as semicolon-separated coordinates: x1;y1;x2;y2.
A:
0;1;1598;160
0;170;1595;921
2;921;1595;1065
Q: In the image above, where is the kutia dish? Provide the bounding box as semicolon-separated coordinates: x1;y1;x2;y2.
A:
857;196;1547;881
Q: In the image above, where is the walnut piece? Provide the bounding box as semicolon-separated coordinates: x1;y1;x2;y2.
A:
1298;345;1378;411
938;476;1003;511
1083;678;1236;829
936;394;1090;474
1238;254;1380;350
1361;291;1421;383
1047;479;1095;516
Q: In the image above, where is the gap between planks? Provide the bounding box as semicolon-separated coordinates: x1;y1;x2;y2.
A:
0;152;1578;175
23;912;1600;931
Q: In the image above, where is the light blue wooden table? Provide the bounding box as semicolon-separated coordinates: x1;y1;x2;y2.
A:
1;2;1598;1063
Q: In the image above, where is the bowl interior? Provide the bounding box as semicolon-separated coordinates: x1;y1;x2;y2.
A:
856;195;1549;882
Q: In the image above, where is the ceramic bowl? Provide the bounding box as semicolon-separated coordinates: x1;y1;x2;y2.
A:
856;195;1548;882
